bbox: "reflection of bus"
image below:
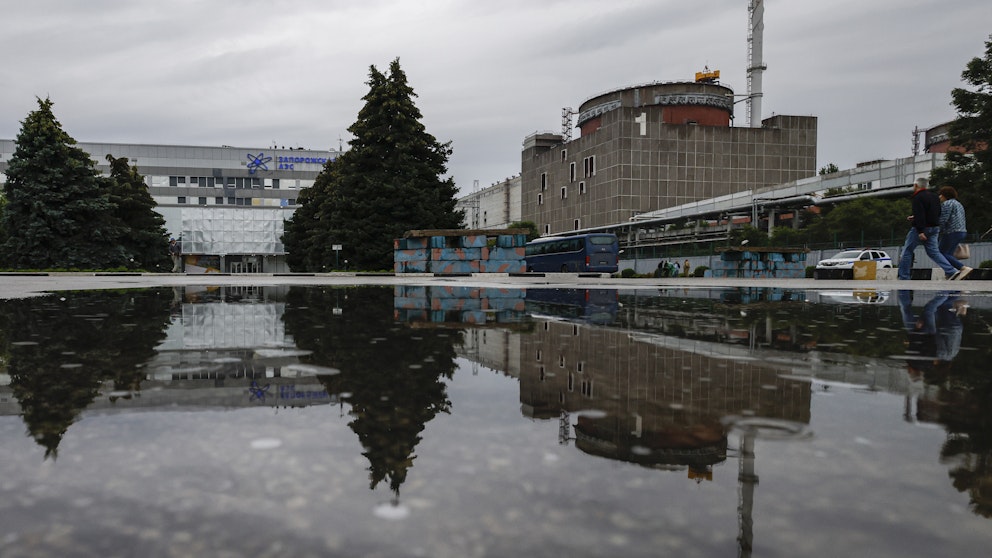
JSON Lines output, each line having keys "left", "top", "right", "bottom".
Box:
{"left": 524, "top": 234, "right": 619, "bottom": 273}
{"left": 525, "top": 288, "right": 619, "bottom": 324}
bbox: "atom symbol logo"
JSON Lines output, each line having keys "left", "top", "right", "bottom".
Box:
{"left": 249, "top": 380, "right": 271, "bottom": 402}
{"left": 246, "top": 152, "right": 272, "bottom": 175}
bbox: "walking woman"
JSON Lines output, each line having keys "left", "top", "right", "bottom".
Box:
{"left": 938, "top": 186, "right": 972, "bottom": 280}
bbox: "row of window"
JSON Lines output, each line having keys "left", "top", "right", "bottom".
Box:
{"left": 567, "top": 156, "right": 597, "bottom": 182}
{"left": 537, "top": 182, "right": 588, "bottom": 206}
{"left": 536, "top": 330, "right": 593, "bottom": 395}
{"left": 536, "top": 155, "right": 597, "bottom": 236}
{"left": 540, "top": 155, "right": 597, "bottom": 190}
{"left": 173, "top": 196, "right": 297, "bottom": 206}
{"left": 539, "top": 221, "right": 581, "bottom": 236}
{"left": 535, "top": 367, "right": 593, "bottom": 397}
{"left": 169, "top": 176, "right": 282, "bottom": 189}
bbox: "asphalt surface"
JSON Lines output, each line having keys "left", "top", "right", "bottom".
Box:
{"left": 1, "top": 272, "right": 990, "bottom": 299}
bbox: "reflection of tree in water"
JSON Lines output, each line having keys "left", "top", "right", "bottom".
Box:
{"left": 931, "top": 365, "right": 992, "bottom": 518}
{"left": 900, "top": 294, "right": 992, "bottom": 519}
{"left": 0, "top": 290, "right": 172, "bottom": 458}
{"left": 282, "top": 286, "right": 461, "bottom": 498}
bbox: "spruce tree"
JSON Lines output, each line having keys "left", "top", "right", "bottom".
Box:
{"left": 0, "top": 193, "right": 7, "bottom": 248}
{"left": 105, "top": 154, "right": 171, "bottom": 271}
{"left": 283, "top": 160, "right": 338, "bottom": 271}
{"left": 0, "top": 98, "right": 127, "bottom": 269}
{"left": 290, "top": 58, "right": 464, "bottom": 271}
{"left": 930, "top": 34, "right": 992, "bottom": 237}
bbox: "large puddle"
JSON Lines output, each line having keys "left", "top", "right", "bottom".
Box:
{"left": 1, "top": 285, "right": 990, "bottom": 557}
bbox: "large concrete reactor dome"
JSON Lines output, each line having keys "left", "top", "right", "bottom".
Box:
{"left": 576, "top": 81, "right": 735, "bottom": 136}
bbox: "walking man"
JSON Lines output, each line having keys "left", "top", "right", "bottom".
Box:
{"left": 897, "top": 178, "right": 957, "bottom": 280}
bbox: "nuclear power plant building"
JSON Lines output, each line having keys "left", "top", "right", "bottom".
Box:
{"left": 521, "top": 80, "right": 817, "bottom": 235}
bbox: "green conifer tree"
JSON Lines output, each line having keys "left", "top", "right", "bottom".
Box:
{"left": 0, "top": 98, "right": 127, "bottom": 269}
{"left": 105, "top": 154, "right": 171, "bottom": 270}
{"left": 283, "top": 160, "right": 338, "bottom": 271}
{"left": 930, "top": 34, "right": 992, "bottom": 237}
{"left": 286, "top": 59, "right": 464, "bottom": 271}
{"left": 0, "top": 193, "right": 7, "bottom": 248}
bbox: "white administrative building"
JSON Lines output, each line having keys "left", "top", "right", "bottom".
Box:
{"left": 0, "top": 140, "right": 339, "bottom": 273}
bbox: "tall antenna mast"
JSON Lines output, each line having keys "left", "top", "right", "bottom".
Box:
{"left": 746, "top": 0, "right": 767, "bottom": 128}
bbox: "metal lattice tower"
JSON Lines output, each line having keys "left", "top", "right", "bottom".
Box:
{"left": 462, "top": 179, "right": 481, "bottom": 228}
{"left": 562, "top": 107, "right": 577, "bottom": 143}
{"left": 558, "top": 410, "right": 572, "bottom": 445}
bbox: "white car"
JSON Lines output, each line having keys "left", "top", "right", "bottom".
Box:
{"left": 815, "top": 249, "right": 893, "bottom": 270}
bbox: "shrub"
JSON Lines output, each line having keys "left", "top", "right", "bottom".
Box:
{"left": 805, "top": 265, "right": 816, "bottom": 278}
{"left": 620, "top": 268, "right": 637, "bottom": 278}
{"left": 979, "top": 260, "right": 992, "bottom": 269}
{"left": 692, "top": 265, "right": 709, "bottom": 277}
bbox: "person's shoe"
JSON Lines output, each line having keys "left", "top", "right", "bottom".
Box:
{"left": 948, "top": 270, "right": 961, "bottom": 280}
{"left": 954, "top": 266, "right": 974, "bottom": 281}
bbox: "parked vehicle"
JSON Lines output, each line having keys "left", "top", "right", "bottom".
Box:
{"left": 815, "top": 249, "right": 892, "bottom": 271}
{"left": 525, "top": 233, "right": 619, "bottom": 273}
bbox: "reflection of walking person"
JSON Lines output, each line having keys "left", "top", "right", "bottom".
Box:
{"left": 169, "top": 238, "right": 182, "bottom": 273}
{"left": 897, "top": 289, "right": 967, "bottom": 422}
{"left": 937, "top": 186, "right": 973, "bottom": 280}
{"left": 900, "top": 290, "right": 966, "bottom": 363}
{"left": 897, "top": 178, "right": 957, "bottom": 280}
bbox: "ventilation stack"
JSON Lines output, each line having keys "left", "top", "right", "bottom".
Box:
{"left": 747, "top": 0, "right": 767, "bottom": 128}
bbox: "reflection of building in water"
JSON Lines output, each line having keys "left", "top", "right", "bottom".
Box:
{"left": 519, "top": 319, "right": 811, "bottom": 477}
{"left": 59, "top": 374, "right": 339, "bottom": 414}
{"left": 617, "top": 288, "right": 916, "bottom": 391}
{"left": 459, "top": 329, "right": 523, "bottom": 379}
{"left": 164, "top": 285, "right": 293, "bottom": 351}
{"left": 394, "top": 286, "right": 526, "bottom": 326}
{"left": 0, "top": 286, "right": 337, "bottom": 416}
{"left": 393, "top": 286, "right": 528, "bottom": 378}
{"left": 146, "top": 285, "right": 338, "bottom": 409}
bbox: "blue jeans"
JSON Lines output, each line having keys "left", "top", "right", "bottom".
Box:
{"left": 938, "top": 230, "right": 967, "bottom": 270}
{"left": 897, "top": 226, "right": 956, "bottom": 279}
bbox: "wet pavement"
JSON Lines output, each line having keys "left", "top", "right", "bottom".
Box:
{"left": 2, "top": 271, "right": 992, "bottom": 300}
{"left": 1, "top": 278, "right": 991, "bottom": 557}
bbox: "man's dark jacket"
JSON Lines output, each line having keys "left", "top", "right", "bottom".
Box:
{"left": 911, "top": 188, "right": 941, "bottom": 233}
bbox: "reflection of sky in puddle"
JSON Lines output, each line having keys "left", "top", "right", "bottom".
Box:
{"left": 0, "top": 285, "right": 990, "bottom": 557}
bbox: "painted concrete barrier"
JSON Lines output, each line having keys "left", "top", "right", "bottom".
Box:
{"left": 394, "top": 228, "right": 529, "bottom": 274}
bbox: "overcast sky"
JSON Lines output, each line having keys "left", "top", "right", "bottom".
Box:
{"left": 2, "top": 1, "right": 990, "bottom": 195}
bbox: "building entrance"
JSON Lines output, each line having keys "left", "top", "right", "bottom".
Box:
{"left": 228, "top": 256, "right": 261, "bottom": 273}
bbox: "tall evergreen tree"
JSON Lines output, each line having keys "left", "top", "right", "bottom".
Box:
{"left": 930, "top": 34, "right": 992, "bottom": 237}
{"left": 285, "top": 58, "right": 463, "bottom": 271}
{"left": 0, "top": 193, "right": 7, "bottom": 248}
{"left": 0, "top": 98, "right": 127, "bottom": 269}
{"left": 105, "top": 154, "right": 171, "bottom": 270}
{"left": 283, "top": 159, "right": 338, "bottom": 270}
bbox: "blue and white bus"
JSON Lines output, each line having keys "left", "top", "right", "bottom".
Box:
{"left": 524, "top": 233, "right": 620, "bottom": 273}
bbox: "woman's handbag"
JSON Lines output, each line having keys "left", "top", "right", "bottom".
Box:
{"left": 954, "top": 243, "right": 970, "bottom": 260}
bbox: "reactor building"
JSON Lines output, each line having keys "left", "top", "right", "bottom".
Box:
{"left": 520, "top": 76, "right": 818, "bottom": 236}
